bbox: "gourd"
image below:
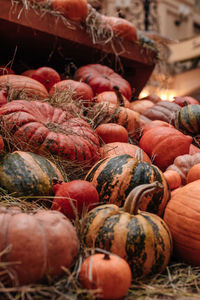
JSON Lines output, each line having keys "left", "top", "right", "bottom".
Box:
{"left": 82, "top": 182, "right": 173, "bottom": 278}
{"left": 85, "top": 154, "right": 170, "bottom": 217}
{"left": 175, "top": 104, "right": 200, "bottom": 135}
{"left": 0, "top": 151, "right": 64, "bottom": 198}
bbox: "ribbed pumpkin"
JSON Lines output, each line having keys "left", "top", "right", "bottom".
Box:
{"left": 0, "top": 100, "right": 100, "bottom": 163}
{"left": 85, "top": 154, "right": 170, "bottom": 217}
{"left": 0, "top": 206, "right": 79, "bottom": 285}
{"left": 0, "top": 151, "right": 64, "bottom": 197}
{"left": 82, "top": 182, "right": 173, "bottom": 278}
{"left": 163, "top": 180, "right": 200, "bottom": 266}
{"left": 0, "top": 74, "right": 48, "bottom": 100}
{"left": 175, "top": 104, "right": 200, "bottom": 135}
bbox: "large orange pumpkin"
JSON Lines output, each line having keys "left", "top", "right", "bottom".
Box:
{"left": 163, "top": 180, "right": 200, "bottom": 266}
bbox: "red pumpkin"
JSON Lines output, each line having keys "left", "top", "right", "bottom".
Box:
{"left": 49, "top": 79, "right": 94, "bottom": 106}
{"left": 21, "top": 69, "right": 35, "bottom": 77}
{"left": 0, "top": 66, "right": 14, "bottom": 75}
{"left": 74, "top": 64, "right": 132, "bottom": 100}
{"left": 50, "top": 0, "right": 88, "bottom": 23}
{"left": 31, "top": 66, "right": 61, "bottom": 92}
{"left": 0, "top": 100, "right": 100, "bottom": 163}
{"left": 0, "top": 74, "right": 48, "bottom": 99}
{"left": 139, "top": 126, "right": 192, "bottom": 171}
{"left": 95, "top": 90, "right": 131, "bottom": 108}
{"left": 51, "top": 179, "right": 99, "bottom": 219}
{"left": 79, "top": 253, "right": 132, "bottom": 299}
{"left": 173, "top": 96, "right": 199, "bottom": 107}
{"left": 96, "top": 123, "right": 129, "bottom": 144}
{"left": 102, "top": 15, "right": 138, "bottom": 42}
{"left": 142, "top": 120, "right": 174, "bottom": 135}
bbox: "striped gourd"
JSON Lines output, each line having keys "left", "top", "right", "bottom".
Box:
{"left": 82, "top": 182, "right": 173, "bottom": 278}
{"left": 175, "top": 104, "right": 200, "bottom": 135}
{"left": 85, "top": 154, "right": 170, "bottom": 217}
{"left": 0, "top": 151, "right": 63, "bottom": 197}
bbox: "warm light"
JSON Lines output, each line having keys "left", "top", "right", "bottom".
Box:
{"left": 139, "top": 91, "right": 149, "bottom": 98}
{"left": 168, "top": 94, "right": 175, "bottom": 102}
{"left": 160, "top": 93, "right": 167, "bottom": 100}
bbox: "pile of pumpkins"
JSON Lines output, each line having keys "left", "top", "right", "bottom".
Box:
{"left": 0, "top": 62, "right": 200, "bottom": 299}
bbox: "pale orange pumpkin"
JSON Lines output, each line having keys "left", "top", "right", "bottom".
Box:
{"left": 96, "top": 123, "right": 129, "bottom": 144}
{"left": 186, "top": 163, "right": 200, "bottom": 183}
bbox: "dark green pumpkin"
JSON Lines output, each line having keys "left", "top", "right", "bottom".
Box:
{"left": 85, "top": 154, "right": 170, "bottom": 217}
{"left": 175, "top": 104, "right": 200, "bottom": 135}
{"left": 82, "top": 182, "right": 173, "bottom": 278}
{"left": 0, "top": 151, "right": 64, "bottom": 197}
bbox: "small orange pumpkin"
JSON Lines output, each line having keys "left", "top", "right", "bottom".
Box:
{"left": 186, "top": 163, "right": 200, "bottom": 183}
{"left": 163, "top": 169, "right": 181, "bottom": 190}
{"left": 79, "top": 253, "right": 132, "bottom": 299}
{"left": 96, "top": 123, "right": 129, "bottom": 144}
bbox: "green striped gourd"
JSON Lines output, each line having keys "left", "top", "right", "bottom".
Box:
{"left": 82, "top": 182, "right": 173, "bottom": 278}
{"left": 0, "top": 151, "right": 63, "bottom": 197}
{"left": 85, "top": 154, "right": 170, "bottom": 217}
{"left": 175, "top": 104, "right": 200, "bottom": 135}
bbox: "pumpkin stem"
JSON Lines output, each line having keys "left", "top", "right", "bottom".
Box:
{"left": 123, "top": 182, "right": 163, "bottom": 215}
{"left": 113, "top": 85, "right": 124, "bottom": 107}
{"left": 52, "top": 177, "right": 63, "bottom": 185}
{"left": 103, "top": 253, "right": 110, "bottom": 260}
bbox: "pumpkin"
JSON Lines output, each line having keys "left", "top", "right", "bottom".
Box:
{"left": 51, "top": 179, "right": 99, "bottom": 219}
{"left": 174, "top": 104, "right": 200, "bottom": 135}
{"left": 0, "top": 151, "right": 63, "bottom": 198}
{"left": 0, "top": 74, "right": 48, "bottom": 100}
{"left": 186, "top": 163, "right": 200, "bottom": 183}
{"left": 21, "top": 69, "right": 35, "bottom": 77}
{"left": 100, "top": 142, "right": 151, "bottom": 163}
{"left": 31, "top": 66, "right": 61, "bottom": 92}
{"left": 0, "top": 100, "right": 100, "bottom": 163}
{"left": 141, "top": 94, "right": 161, "bottom": 104}
{"left": 0, "top": 206, "right": 79, "bottom": 285}
{"left": 142, "top": 120, "right": 174, "bottom": 135}
{"left": 163, "top": 170, "right": 181, "bottom": 190}
{"left": 96, "top": 123, "right": 129, "bottom": 144}
{"left": 139, "top": 126, "right": 192, "bottom": 171}
{"left": 102, "top": 15, "right": 138, "bottom": 42}
{"left": 163, "top": 180, "right": 200, "bottom": 266}
{"left": 0, "top": 66, "right": 14, "bottom": 75}
{"left": 95, "top": 90, "right": 131, "bottom": 108}
{"left": 189, "top": 144, "right": 200, "bottom": 155}
{"left": 143, "top": 101, "right": 180, "bottom": 125}
{"left": 129, "top": 99, "right": 154, "bottom": 114}
{"left": 50, "top": 0, "right": 88, "bottom": 23}
{"left": 87, "top": 102, "right": 141, "bottom": 138}
{"left": 82, "top": 182, "right": 173, "bottom": 278}
{"left": 173, "top": 96, "right": 199, "bottom": 107}
{"left": 49, "top": 79, "right": 94, "bottom": 106}
{"left": 74, "top": 64, "right": 132, "bottom": 100}
{"left": 79, "top": 253, "right": 132, "bottom": 299}
{"left": 0, "top": 89, "right": 8, "bottom": 106}
{"left": 85, "top": 154, "right": 170, "bottom": 217}
{"left": 166, "top": 153, "right": 200, "bottom": 185}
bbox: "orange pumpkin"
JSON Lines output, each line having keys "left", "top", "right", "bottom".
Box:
{"left": 164, "top": 180, "right": 200, "bottom": 266}
{"left": 96, "top": 123, "right": 129, "bottom": 144}
{"left": 163, "top": 169, "right": 181, "bottom": 190}
{"left": 186, "top": 163, "right": 200, "bottom": 183}
{"left": 129, "top": 99, "right": 154, "bottom": 114}
{"left": 95, "top": 90, "right": 131, "bottom": 108}
{"left": 79, "top": 253, "right": 132, "bottom": 299}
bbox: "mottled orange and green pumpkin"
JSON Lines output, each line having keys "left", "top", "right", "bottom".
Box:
{"left": 0, "top": 151, "right": 64, "bottom": 197}
{"left": 82, "top": 183, "right": 173, "bottom": 278}
{"left": 85, "top": 154, "right": 170, "bottom": 217}
{"left": 175, "top": 104, "right": 200, "bottom": 135}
